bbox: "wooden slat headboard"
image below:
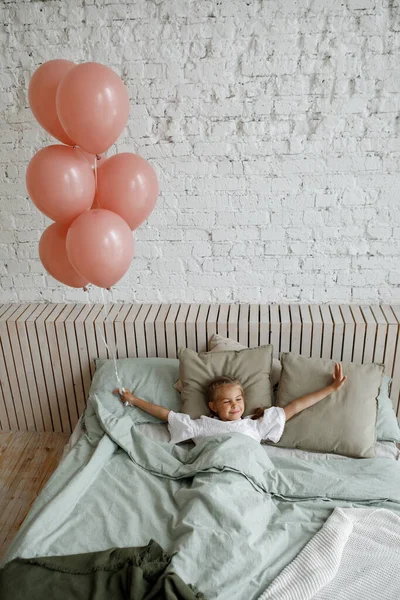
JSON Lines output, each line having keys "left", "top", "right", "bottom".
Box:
{"left": 0, "top": 303, "right": 399, "bottom": 433}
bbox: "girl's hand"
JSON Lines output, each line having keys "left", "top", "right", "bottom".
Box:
{"left": 112, "top": 388, "right": 136, "bottom": 406}
{"left": 330, "top": 363, "right": 347, "bottom": 392}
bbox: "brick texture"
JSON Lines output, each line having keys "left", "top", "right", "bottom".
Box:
{"left": 1, "top": 0, "right": 400, "bottom": 303}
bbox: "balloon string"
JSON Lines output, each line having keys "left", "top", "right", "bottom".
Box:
{"left": 94, "top": 155, "right": 98, "bottom": 196}
{"left": 97, "top": 288, "right": 122, "bottom": 389}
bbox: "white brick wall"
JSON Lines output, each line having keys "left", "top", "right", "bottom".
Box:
{"left": 1, "top": 0, "right": 400, "bottom": 304}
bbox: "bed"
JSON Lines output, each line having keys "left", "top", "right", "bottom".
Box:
{"left": 1, "top": 400, "right": 400, "bottom": 599}
{"left": 1, "top": 303, "right": 400, "bottom": 599}
{"left": 1, "top": 383, "right": 400, "bottom": 598}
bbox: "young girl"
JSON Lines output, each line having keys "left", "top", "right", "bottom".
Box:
{"left": 114, "top": 363, "right": 347, "bottom": 445}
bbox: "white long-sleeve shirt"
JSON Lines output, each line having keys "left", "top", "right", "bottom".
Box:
{"left": 167, "top": 407, "right": 286, "bottom": 445}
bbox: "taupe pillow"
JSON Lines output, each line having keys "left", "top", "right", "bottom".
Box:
{"left": 179, "top": 346, "right": 274, "bottom": 419}
{"left": 174, "top": 334, "right": 282, "bottom": 392}
{"left": 276, "top": 353, "right": 384, "bottom": 458}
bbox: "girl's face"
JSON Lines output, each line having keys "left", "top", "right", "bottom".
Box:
{"left": 208, "top": 384, "right": 245, "bottom": 422}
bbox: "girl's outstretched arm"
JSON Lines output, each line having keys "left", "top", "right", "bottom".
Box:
{"left": 113, "top": 389, "right": 170, "bottom": 422}
{"left": 284, "top": 362, "right": 347, "bottom": 421}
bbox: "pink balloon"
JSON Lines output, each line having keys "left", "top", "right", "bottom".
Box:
{"left": 39, "top": 222, "right": 89, "bottom": 288}
{"left": 56, "top": 63, "right": 130, "bottom": 155}
{"left": 28, "top": 59, "right": 76, "bottom": 145}
{"left": 66, "top": 209, "right": 134, "bottom": 288}
{"left": 26, "top": 145, "right": 96, "bottom": 223}
{"left": 96, "top": 153, "right": 159, "bottom": 230}
{"left": 75, "top": 148, "right": 107, "bottom": 171}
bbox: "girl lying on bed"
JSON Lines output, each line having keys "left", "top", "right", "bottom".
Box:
{"left": 113, "top": 363, "right": 347, "bottom": 445}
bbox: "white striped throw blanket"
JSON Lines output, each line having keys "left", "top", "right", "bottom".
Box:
{"left": 259, "top": 508, "right": 400, "bottom": 600}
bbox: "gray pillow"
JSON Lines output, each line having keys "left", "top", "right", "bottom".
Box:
{"left": 89, "top": 357, "right": 182, "bottom": 424}
{"left": 179, "top": 345, "right": 274, "bottom": 419}
{"left": 174, "top": 334, "right": 282, "bottom": 392}
{"left": 377, "top": 375, "right": 400, "bottom": 442}
{"left": 208, "top": 334, "right": 282, "bottom": 387}
{"left": 276, "top": 353, "right": 384, "bottom": 458}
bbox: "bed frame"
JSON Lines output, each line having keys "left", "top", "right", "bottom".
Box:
{"left": 0, "top": 303, "right": 399, "bottom": 433}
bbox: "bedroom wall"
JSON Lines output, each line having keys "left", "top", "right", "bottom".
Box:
{"left": 1, "top": 0, "right": 400, "bottom": 304}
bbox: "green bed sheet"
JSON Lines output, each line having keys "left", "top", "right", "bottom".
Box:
{"left": 2, "top": 394, "right": 400, "bottom": 600}
{"left": 0, "top": 540, "right": 205, "bottom": 600}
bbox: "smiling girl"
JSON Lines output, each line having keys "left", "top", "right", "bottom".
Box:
{"left": 114, "top": 363, "right": 347, "bottom": 445}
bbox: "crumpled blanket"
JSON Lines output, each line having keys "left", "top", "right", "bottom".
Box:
{"left": 258, "top": 508, "right": 400, "bottom": 600}
{"left": 0, "top": 539, "right": 205, "bottom": 600}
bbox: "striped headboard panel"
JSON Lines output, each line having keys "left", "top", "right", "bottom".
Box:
{"left": 0, "top": 303, "right": 399, "bottom": 433}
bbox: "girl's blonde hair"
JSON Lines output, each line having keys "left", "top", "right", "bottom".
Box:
{"left": 206, "top": 376, "right": 245, "bottom": 416}
{"left": 250, "top": 406, "right": 267, "bottom": 420}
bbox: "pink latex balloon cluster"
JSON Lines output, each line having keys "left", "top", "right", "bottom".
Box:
{"left": 26, "top": 59, "right": 159, "bottom": 289}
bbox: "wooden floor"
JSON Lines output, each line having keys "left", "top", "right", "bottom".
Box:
{"left": 0, "top": 431, "right": 69, "bottom": 561}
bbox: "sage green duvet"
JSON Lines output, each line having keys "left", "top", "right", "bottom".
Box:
{"left": 2, "top": 394, "right": 400, "bottom": 600}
